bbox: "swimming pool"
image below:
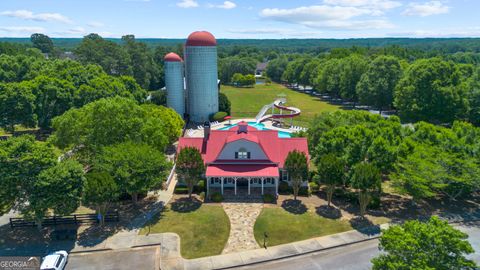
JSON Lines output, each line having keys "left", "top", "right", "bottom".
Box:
{"left": 218, "top": 122, "right": 292, "bottom": 138}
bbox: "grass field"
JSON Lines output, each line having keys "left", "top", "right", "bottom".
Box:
{"left": 139, "top": 203, "right": 230, "bottom": 259}
{"left": 254, "top": 207, "right": 353, "bottom": 247}
{"left": 220, "top": 83, "right": 339, "bottom": 127}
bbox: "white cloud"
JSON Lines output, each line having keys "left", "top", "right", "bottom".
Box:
{"left": 87, "top": 21, "right": 104, "bottom": 28}
{"left": 177, "top": 0, "right": 199, "bottom": 8}
{"left": 228, "top": 28, "right": 320, "bottom": 37}
{"left": 402, "top": 1, "right": 450, "bottom": 17}
{"left": 260, "top": 5, "right": 394, "bottom": 30}
{"left": 323, "top": 0, "right": 402, "bottom": 10}
{"left": 0, "top": 26, "right": 45, "bottom": 34}
{"left": 1, "top": 10, "right": 72, "bottom": 24}
{"left": 388, "top": 27, "right": 480, "bottom": 38}
{"left": 208, "top": 1, "right": 236, "bottom": 9}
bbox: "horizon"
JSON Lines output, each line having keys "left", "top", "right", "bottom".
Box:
{"left": 1, "top": 0, "right": 480, "bottom": 39}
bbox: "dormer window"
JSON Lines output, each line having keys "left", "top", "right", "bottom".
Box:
{"left": 235, "top": 147, "right": 250, "bottom": 159}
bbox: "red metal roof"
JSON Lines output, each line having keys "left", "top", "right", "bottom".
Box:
{"left": 206, "top": 165, "right": 279, "bottom": 177}
{"left": 178, "top": 125, "right": 309, "bottom": 168}
{"left": 164, "top": 52, "right": 183, "bottom": 62}
{"left": 185, "top": 31, "right": 217, "bottom": 47}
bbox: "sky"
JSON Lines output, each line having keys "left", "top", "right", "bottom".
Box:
{"left": 0, "top": 0, "right": 479, "bottom": 39}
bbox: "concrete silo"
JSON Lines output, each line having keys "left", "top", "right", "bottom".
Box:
{"left": 184, "top": 31, "right": 218, "bottom": 123}
{"left": 164, "top": 52, "right": 185, "bottom": 117}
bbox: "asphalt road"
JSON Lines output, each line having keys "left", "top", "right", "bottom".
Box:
{"left": 66, "top": 246, "right": 159, "bottom": 270}
{"left": 236, "top": 223, "right": 480, "bottom": 270}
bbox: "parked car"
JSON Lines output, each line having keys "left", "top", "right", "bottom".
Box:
{"left": 40, "top": 250, "right": 68, "bottom": 270}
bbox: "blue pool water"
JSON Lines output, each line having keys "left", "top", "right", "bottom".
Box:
{"left": 218, "top": 122, "right": 292, "bottom": 138}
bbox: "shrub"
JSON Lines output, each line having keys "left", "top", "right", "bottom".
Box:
{"left": 211, "top": 111, "right": 228, "bottom": 122}
{"left": 368, "top": 195, "right": 381, "bottom": 209}
{"left": 263, "top": 194, "right": 275, "bottom": 203}
{"left": 194, "top": 180, "right": 205, "bottom": 193}
{"left": 210, "top": 192, "right": 224, "bottom": 202}
{"left": 174, "top": 186, "right": 188, "bottom": 194}
{"left": 298, "top": 186, "right": 311, "bottom": 197}
{"left": 309, "top": 181, "right": 319, "bottom": 193}
{"left": 278, "top": 181, "right": 291, "bottom": 194}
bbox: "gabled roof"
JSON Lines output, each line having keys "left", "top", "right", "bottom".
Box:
{"left": 178, "top": 124, "right": 309, "bottom": 167}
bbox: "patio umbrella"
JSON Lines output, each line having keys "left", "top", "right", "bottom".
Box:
{"left": 224, "top": 116, "right": 232, "bottom": 125}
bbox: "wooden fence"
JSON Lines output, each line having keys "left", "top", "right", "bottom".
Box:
{"left": 9, "top": 211, "right": 120, "bottom": 228}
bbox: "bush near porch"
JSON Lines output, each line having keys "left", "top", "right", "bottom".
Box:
{"left": 254, "top": 207, "right": 353, "bottom": 246}
{"left": 139, "top": 203, "right": 230, "bottom": 259}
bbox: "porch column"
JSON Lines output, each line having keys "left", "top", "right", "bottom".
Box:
{"left": 261, "top": 177, "right": 264, "bottom": 195}
{"left": 248, "top": 178, "right": 250, "bottom": 195}
{"left": 275, "top": 177, "right": 279, "bottom": 195}
{"left": 234, "top": 178, "right": 237, "bottom": 195}
{"left": 221, "top": 177, "right": 224, "bottom": 195}
{"left": 206, "top": 177, "right": 210, "bottom": 196}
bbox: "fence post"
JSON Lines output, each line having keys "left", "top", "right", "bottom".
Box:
{"left": 53, "top": 215, "right": 56, "bottom": 226}
{"left": 9, "top": 218, "right": 13, "bottom": 229}
{"left": 74, "top": 214, "right": 77, "bottom": 225}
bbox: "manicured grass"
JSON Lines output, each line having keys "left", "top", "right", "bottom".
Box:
{"left": 139, "top": 204, "right": 230, "bottom": 259}
{"left": 254, "top": 207, "right": 353, "bottom": 246}
{"left": 220, "top": 83, "right": 339, "bottom": 126}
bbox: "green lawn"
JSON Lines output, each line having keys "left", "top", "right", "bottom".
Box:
{"left": 220, "top": 83, "right": 339, "bottom": 127}
{"left": 254, "top": 207, "right": 353, "bottom": 246}
{"left": 139, "top": 204, "right": 230, "bottom": 259}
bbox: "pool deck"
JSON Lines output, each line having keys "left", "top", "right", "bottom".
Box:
{"left": 186, "top": 118, "right": 296, "bottom": 138}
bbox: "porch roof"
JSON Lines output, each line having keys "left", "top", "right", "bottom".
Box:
{"left": 206, "top": 164, "right": 279, "bottom": 178}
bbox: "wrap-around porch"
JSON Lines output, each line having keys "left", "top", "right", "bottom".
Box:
{"left": 207, "top": 176, "right": 279, "bottom": 196}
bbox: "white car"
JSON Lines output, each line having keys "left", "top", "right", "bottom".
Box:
{"left": 40, "top": 250, "right": 68, "bottom": 270}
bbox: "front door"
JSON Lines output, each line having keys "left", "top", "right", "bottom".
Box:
{"left": 237, "top": 178, "right": 248, "bottom": 187}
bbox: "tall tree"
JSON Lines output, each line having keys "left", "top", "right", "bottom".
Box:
{"left": 356, "top": 56, "right": 402, "bottom": 112}
{"left": 176, "top": 146, "right": 205, "bottom": 199}
{"left": 316, "top": 154, "right": 344, "bottom": 207}
{"left": 372, "top": 216, "right": 477, "bottom": 270}
{"left": 30, "top": 33, "right": 54, "bottom": 54}
{"left": 0, "top": 83, "right": 36, "bottom": 133}
{"left": 284, "top": 150, "right": 309, "bottom": 201}
{"left": 339, "top": 55, "right": 368, "bottom": 104}
{"left": 83, "top": 171, "right": 119, "bottom": 226}
{"left": 350, "top": 162, "right": 381, "bottom": 216}
{"left": 97, "top": 141, "right": 171, "bottom": 203}
{"left": 0, "top": 136, "right": 57, "bottom": 215}
{"left": 266, "top": 57, "right": 288, "bottom": 82}
{"left": 24, "top": 160, "right": 84, "bottom": 229}
{"left": 394, "top": 58, "right": 468, "bottom": 124}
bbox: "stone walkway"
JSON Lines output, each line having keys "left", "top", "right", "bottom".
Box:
{"left": 221, "top": 202, "right": 263, "bottom": 254}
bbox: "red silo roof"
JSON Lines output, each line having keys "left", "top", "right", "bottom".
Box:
{"left": 186, "top": 31, "right": 217, "bottom": 47}
{"left": 164, "top": 52, "right": 183, "bottom": 62}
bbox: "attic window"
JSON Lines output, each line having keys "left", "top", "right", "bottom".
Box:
{"left": 235, "top": 147, "right": 250, "bottom": 159}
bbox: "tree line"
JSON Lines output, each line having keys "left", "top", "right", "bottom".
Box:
{"left": 309, "top": 110, "right": 480, "bottom": 209}
{"left": 267, "top": 52, "right": 480, "bottom": 126}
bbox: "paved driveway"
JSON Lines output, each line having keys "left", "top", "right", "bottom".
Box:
{"left": 66, "top": 246, "right": 159, "bottom": 270}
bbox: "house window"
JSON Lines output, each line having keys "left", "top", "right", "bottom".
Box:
{"left": 281, "top": 170, "right": 289, "bottom": 181}
{"left": 235, "top": 147, "right": 250, "bottom": 159}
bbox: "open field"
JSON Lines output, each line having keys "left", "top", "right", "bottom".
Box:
{"left": 220, "top": 83, "right": 340, "bottom": 127}
{"left": 254, "top": 206, "right": 353, "bottom": 247}
{"left": 139, "top": 201, "right": 230, "bottom": 259}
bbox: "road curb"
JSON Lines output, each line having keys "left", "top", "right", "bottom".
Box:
{"left": 214, "top": 235, "right": 380, "bottom": 270}
{"left": 70, "top": 248, "right": 112, "bottom": 254}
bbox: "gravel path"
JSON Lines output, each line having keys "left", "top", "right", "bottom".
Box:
{"left": 221, "top": 202, "right": 263, "bottom": 254}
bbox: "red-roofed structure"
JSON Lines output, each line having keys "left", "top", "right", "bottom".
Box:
{"left": 185, "top": 31, "right": 217, "bottom": 47}
{"left": 164, "top": 52, "right": 183, "bottom": 62}
{"left": 177, "top": 122, "right": 309, "bottom": 197}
